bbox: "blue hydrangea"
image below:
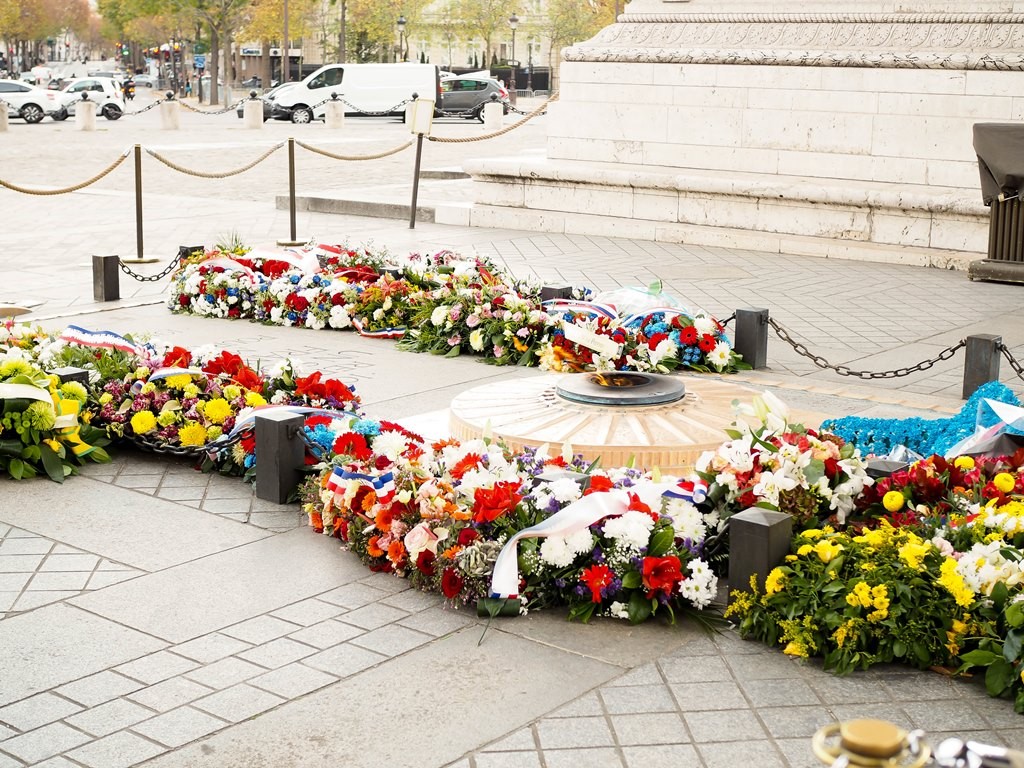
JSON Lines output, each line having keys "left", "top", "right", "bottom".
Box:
{"left": 352, "top": 418, "right": 381, "bottom": 436}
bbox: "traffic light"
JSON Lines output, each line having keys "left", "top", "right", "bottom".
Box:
{"left": 122, "top": 43, "right": 130, "bottom": 57}
{"left": 173, "top": 42, "right": 181, "bottom": 62}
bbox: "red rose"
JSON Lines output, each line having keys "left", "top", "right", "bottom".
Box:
{"left": 641, "top": 556, "right": 683, "bottom": 599}
{"left": 698, "top": 334, "right": 717, "bottom": 353}
{"left": 177, "top": 294, "right": 190, "bottom": 306}
{"left": 472, "top": 481, "right": 524, "bottom": 524}
{"left": 416, "top": 550, "right": 436, "bottom": 576}
{"left": 457, "top": 528, "right": 479, "bottom": 546}
{"left": 441, "top": 567, "right": 464, "bottom": 599}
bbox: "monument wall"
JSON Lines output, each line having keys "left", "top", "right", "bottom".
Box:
{"left": 454, "top": 2, "right": 1024, "bottom": 267}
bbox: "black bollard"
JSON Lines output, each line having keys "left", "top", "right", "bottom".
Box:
{"left": 51, "top": 367, "right": 90, "bottom": 386}
{"left": 734, "top": 308, "right": 769, "bottom": 369}
{"left": 727, "top": 508, "right": 792, "bottom": 601}
{"left": 254, "top": 411, "right": 305, "bottom": 503}
{"left": 962, "top": 334, "right": 1002, "bottom": 399}
{"left": 92, "top": 255, "right": 120, "bottom": 302}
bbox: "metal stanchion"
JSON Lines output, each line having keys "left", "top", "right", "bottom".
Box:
{"left": 407, "top": 94, "right": 433, "bottom": 230}
{"left": 276, "top": 137, "right": 306, "bottom": 246}
{"left": 123, "top": 144, "right": 158, "bottom": 264}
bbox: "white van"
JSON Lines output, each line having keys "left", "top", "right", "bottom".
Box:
{"left": 269, "top": 63, "right": 440, "bottom": 124}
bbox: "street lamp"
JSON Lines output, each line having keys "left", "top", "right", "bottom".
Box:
{"left": 508, "top": 13, "right": 518, "bottom": 105}
{"left": 397, "top": 15, "right": 407, "bottom": 62}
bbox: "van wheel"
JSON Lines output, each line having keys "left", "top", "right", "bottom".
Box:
{"left": 102, "top": 104, "right": 122, "bottom": 120}
{"left": 291, "top": 106, "right": 313, "bottom": 124}
{"left": 473, "top": 105, "right": 484, "bottom": 123}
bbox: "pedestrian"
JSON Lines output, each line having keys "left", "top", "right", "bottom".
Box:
{"left": 184, "top": 79, "right": 192, "bottom": 97}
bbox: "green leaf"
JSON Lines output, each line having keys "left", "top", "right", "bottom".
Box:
{"left": 986, "top": 657, "right": 1015, "bottom": 697}
{"left": 1005, "top": 630, "right": 1024, "bottom": 664}
{"left": 912, "top": 642, "right": 931, "bottom": 666}
{"left": 992, "top": 581, "right": 1010, "bottom": 609}
{"left": 960, "top": 649, "right": 1002, "bottom": 668}
{"left": 648, "top": 527, "right": 674, "bottom": 558}
{"left": 1008, "top": 602, "right": 1024, "bottom": 629}
{"left": 39, "top": 443, "right": 65, "bottom": 484}
{"left": 803, "top": 459, "right": 826, "bottom": 486}
{"left": 8, "top": 457, "right": 24, "bottom": 480}
{"left": 893, "top": 640, "right": 907, "bottom": 658}
{"left": 568, "top": 602, "right": 597, "bottom": 624}
{"left": 627, "top": 591, "right": 652, "bottom": 625}
{"left": 444, "top": 345, "right": 461, "bottom": 358}
{"left": 622, "top": 571, "right": 642, "bottom": 590}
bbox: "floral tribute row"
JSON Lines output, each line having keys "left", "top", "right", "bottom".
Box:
{"left": 9, "top": 318, "right": 1024, "bottom": 713}
{"left": 167, "top": 244, "right": 747, "bottom": 374}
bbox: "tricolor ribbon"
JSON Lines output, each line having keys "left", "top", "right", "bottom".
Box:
{"left": 326, "top": 467, "right": 396, "bottom": 502}
{"left": 215, "top": 404, "right": 357, "bottom": 445}
{"left": 60, "top": 325, "right": 144, "bottom": 356}
{"left": 197, "top": 258, "right": 260, "bottom": 285}
{"left": 622, "top": 307, "right": 695, "bottom": 328}
{"left": 351, "top": 316, "right": 406, "bottom": 340}
{"left": 541, "top": 300, "right": 617, "bottom": 319}
{"left": 662, "top": 477, "right": 708, "bottom": 505}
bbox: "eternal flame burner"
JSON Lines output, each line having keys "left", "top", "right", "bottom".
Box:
{"left": 555, "top": 371, "right": 686, "bottom": 406}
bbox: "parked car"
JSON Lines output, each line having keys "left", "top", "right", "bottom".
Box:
{"left": 439, "top": 76, "right": 509, "bottom": 121}
{"left": 0, "top": 78, "right": 59, "bottom": 123}
{"left": 133, "top": 74, "right": 158, "bottom": 88}
{"left": 235, "top": 82, "right": 289, "bottom": 121}
{"left": 51, "top": 77, "right": 125, "bottom": 120}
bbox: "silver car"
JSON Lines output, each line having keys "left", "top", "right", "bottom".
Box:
{"left": 439, "top": 76, "right": 509, "bottom": 121}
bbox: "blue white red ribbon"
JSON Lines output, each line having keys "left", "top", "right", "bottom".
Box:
{"left": 622, "top": 307, "right": 694, "bottom": 328}
{"left": 326, "top": 467, "right": 395, "bottom": 502}
{"left": 541, "top": 300, "right": 617, "bottom": 319}
{"left": 198, "top": 258, "right": 260, "bottom": 285}
{"left": 662, "top": 477, "right": 708, "bottom": 505}
{"left": 215, "top": 404, "right": 356, "bottom": 445}
{"left": 351, "top": 316, "right": 406, "bottom": 340}
{"left": 60, "top": 325, "right": 148, "bottom": 357}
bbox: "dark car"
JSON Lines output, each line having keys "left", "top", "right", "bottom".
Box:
{"left": 236, "top": 82, "right": 287, "bottom": 121}
{"left": 439, "top": 76, "right": 509, "bottom": 121}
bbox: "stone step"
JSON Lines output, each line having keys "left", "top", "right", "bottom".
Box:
{"left": 276, "top": 177, "right": 476, "bottom": 223}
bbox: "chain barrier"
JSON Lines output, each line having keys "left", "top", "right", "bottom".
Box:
{"left": 0, "top": 149, "right": 131, "bottom": 195}
{"left": 720, "top": 312, "right": 736, "bottom": 327}
{"left": 329, "top": 96, "right": 412, "bottom": 117}
{"left": 144, "top": 142, "right": 285, "bottom": 178}
{"left": 177, "top": 98, "right": 246, "bottom": 116}
{"left": 296, "top": 429, "right": 326, "bottom": 459}
{"left": 118, "top": 252, "right": 183, "bottom": 282}
{"left": 768, "top": 317, "right": 966, "bottom": 379}
{"left": 506, "top": 101, "right": 547, "bottom": 116}
{"left": 428, "top": 91, "right": 559, "bottom": 144}
{"left": 999, "top": 342, "right": 1024, "bottom": 384}
{"left": 122, "top": 99, "right": 165, "bottom": 116}
{"left": 294, "top": 138, "right": 414, "bottom": 162}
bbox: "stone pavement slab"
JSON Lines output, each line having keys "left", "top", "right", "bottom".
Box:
{"left": 0, "top": 604, "right": 165, "bottom": 704}
{"left": 140, "top": 624, "right": 621, "bottom": 768}
{"left": 69, "top": 528, "right": 368, "bottom": 643}
{"left": 0, "top": 477, "right": 269, "bottom": 572}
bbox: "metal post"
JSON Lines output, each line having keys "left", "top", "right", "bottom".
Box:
{"left": 734, "top": 308, "right": 769, "bottom": 369}
{"left": 92, "top": 255, "right": 120, "bottom": 302}
{"left": 51, "top": 367, "right": 90, "bottom": 386}
{"left": 962, "top": 333, "right": 1002, "bottom": 399}
{"left": 409, "top": 132, "right": 425, "bottom": 229}
{"left": 276, "top": 137, "right": 305, "bottom": 246}
{"left": 134, "top": 144, "right": 143, "bottom": 260}
{"left": 728, "top": 508, "right": 793, "bottom": 602}
{"left": 254, "top": 411, "right": 304, "bottom": 503}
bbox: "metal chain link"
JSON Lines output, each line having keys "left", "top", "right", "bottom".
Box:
{"left": 294, "top": 138, "right": 414, "bottom": 162}
{"left": 328, "top": 96, "right": 412, "bottom": 116}
{"left": 506, "top": 102, "right": 547, "bottom": 116}
{"left": 144, "top": 142, "right": 285, "bottom": 178}
{"left": 122, "top": 99, "right": 165, "bottom": 116}
{"left": 768, "top": 317, "right": 966, "bottom": 379}
{"left": 720, "top": 312, "right": 736, "bottom": 327}
{"left": 177, "top": 98, "right": 246, "bottom": 115}
{"left": 118, "top": 252, "right": 183, "bottom": 282}
{"left": 296, "top": 429, "right": 325, "bottom": 459}
{"left": 0, "top": 149, "right": 130, "bottom": 195}
{"left": 999, "top": 342, "right": 1024, "bottom": 383}
{"left": 428, "top": 91, "right": 559, "bottom": 144}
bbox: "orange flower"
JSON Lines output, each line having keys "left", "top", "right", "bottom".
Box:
{"left": 309, "top": 511, "right": 324, "bottom": 533}
{"left": 387, "top": 540, "right": 406, "bottom": 566}
{"left": 367, "top": 536, "right": 384, "bottom": 557}
{"left": 432, "top": 438, "right": 460, "bottom": 451}
{"left": 375, "top": 505, "right": 394, "bottom": 532}
{"left": 450, "top": 453, "right": 484, "bottom": 480}
{"left": 441, "top": 545, "right": 463, "bottom": 560}
{"left": 361, "top": 490, "right": 377, "bottom": 513}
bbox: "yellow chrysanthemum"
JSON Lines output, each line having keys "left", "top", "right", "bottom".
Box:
{"left": 202, "top": 398, "right": 233, "bottom": 425}
{"left": 899, "top": 540, "right": 931, "bottom": 571}
{"left": 178, "top": 422, "right": 208, "bottom": 447}
{"left": 796, "top": 544, "right": 813, "bottom": 557}
{"left": 765, "top": 567, "right": 786, "bottom": 596}
{"left": 99, "top": 392, "right": 113, "bottom": 405}
{"left": 129, "top": 411, "right": 158, "bottom": 435}
{"left": 938, "top": 558, "right": 975, "bottom": 608}
{"left": 245, "top": 391, "right": 267, "bottom": 407}
{"left": 994, "top": 472, "right": 1017, "bottom": 494}
{"left": 954, "top": 456, "right": 975, "bottom": 470}
{"left": 164, "top": 374, "right": 194, "bottom": 390}
{"left": 183, "top": 384, "right": 200, "bottom": 398}
{"left": 157, "top": 410, "right": 178, "bottom": 427}
{"left": 206, "top": 426, "right": 223, "bottom": 441}
{"left": 882, "top": 491, "right": 905, "bottom": 513}
{"left": 783, "top": 641, "right": 809, "bottom": 658}
{"left": 223, "top": 385, "right": 242, "bottom": 400}
{"left": 800, "top": 529, "right": 824, "bottom": 540}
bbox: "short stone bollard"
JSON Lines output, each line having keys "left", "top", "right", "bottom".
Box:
{"left": 325, "top": 99, "right": 345, "bottom": 129}
{"left": 540, "top": 285, "right": 574, "bottom": 302}
{"left": 160, "top": 93, "right": 180, "bottom": 130}
{"left": 243, "top": 95, "right": 263, "bottom": 129}
{"left": 254, "top": 411, "right": 305, "bottom": 504}
{"left": 75, "top": 98, "right": 96, "bottom": 131}
{"left": 483, "top": 101, "right": 503, "bottom": 131}
{"left": 92, "top": 255, "right": 120, "bottom": 302}
{"left": 728, "top": 508, "right": 793, "bottom": 602}
{"left": 0, "top": 107, "right": 8, "bottom": 132}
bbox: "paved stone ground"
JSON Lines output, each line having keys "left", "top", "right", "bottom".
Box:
{"left": 3, "top": 63, "right": 1024, "bottom": 767}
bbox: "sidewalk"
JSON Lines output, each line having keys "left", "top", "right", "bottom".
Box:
{"left": 2, "top": 106, "right": 1024, "bottom": 767}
